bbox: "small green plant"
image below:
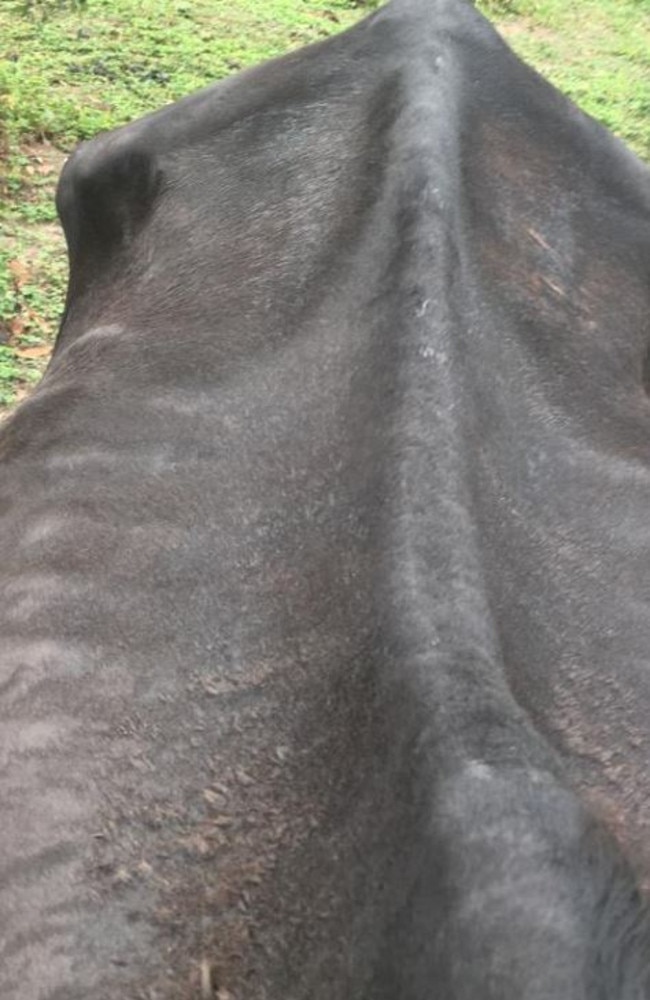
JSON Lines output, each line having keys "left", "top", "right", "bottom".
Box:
{"left": 0, "top": 344, "right": 43, "bottom": 406}
{"left": 0, "top": 346, "right": 23, "bottom": 406}
{"left": 0, "top": 255, "right": 15, "bottom": 335}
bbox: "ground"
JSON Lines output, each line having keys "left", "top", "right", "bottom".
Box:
{"left": 0, "top": 0, "right": 648, "bottom": 413}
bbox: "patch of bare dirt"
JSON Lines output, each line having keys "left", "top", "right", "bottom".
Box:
{"left": 498, "top": 17, "right": 557, "bottom": 43}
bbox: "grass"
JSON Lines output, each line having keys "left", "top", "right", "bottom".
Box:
{"left": 477, "top": 0, "right": 650, "bottom": 156}
{"left": 0, "top": 0, "right": 648, "bottom": 411}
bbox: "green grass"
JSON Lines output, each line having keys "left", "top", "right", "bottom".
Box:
{"left": 0, "top": 0, "right": 648, "bottom": 411}
{"left": 477, "top": 0, "right": 650, "bottom": 157}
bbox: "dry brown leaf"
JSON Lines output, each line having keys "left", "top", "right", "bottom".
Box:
{"left": 23, "top": 309, "right": 52, "bottom": 335}
{"left": 15, "top": 344, "right": 51, "bottom": 359}
{"left": 9, "top": 316, "right": 25, "bottom": 339}
{"left": 8, "top": 259, "right": 30, "bottom": 288}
